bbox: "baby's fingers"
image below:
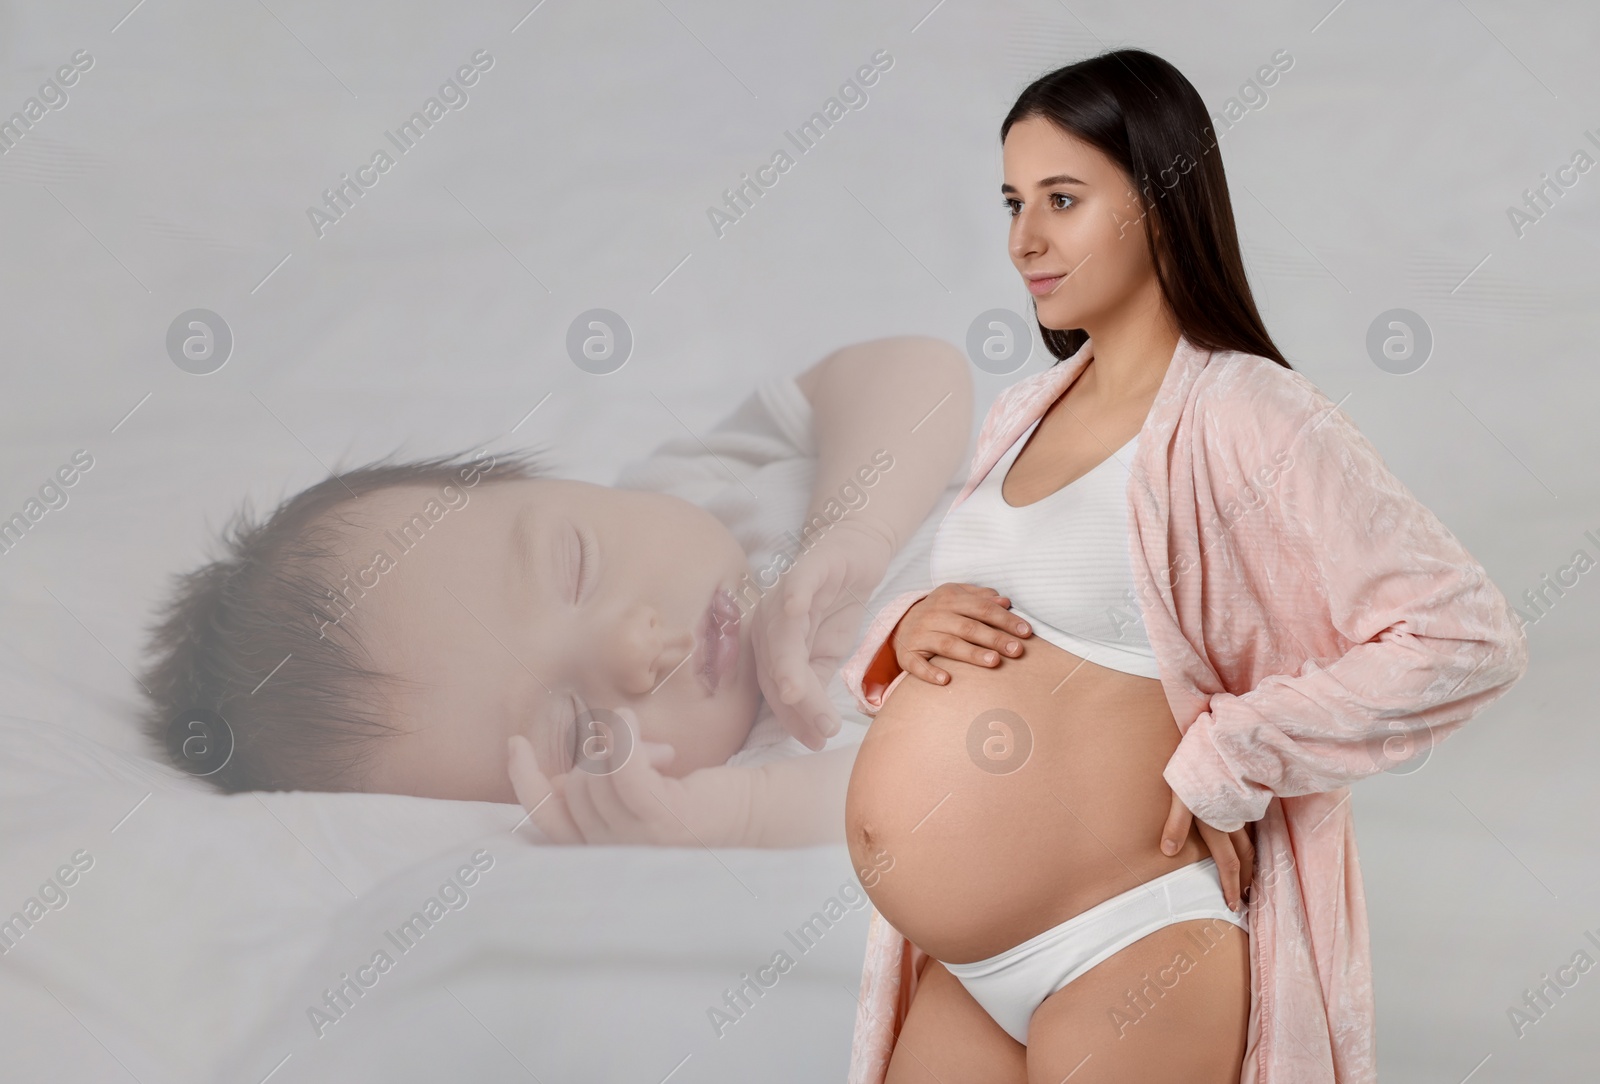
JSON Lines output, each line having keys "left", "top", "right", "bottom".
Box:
{"left": 580, "top": 738, "right": 673, "bottom": 823}
{"left": 601, "top": 741, "right": 680, "bottom": 833}
{"left": 778, "top": 555, "right": 830, "bottom": 618}
{"left": 566, "top": 714, "right": 677, "bottom": 843}
{"left": 563, "top": 767, "right": 606, "bottom": 841}
{"left": 563, "top": 728, "right": 636, "bottom": 841}
{"left": 507, "top": 736, "right": 582, "bottom": 844}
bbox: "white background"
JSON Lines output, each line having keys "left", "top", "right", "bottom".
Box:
{"left": 0, "top": 0, "right": 1596, "bottom": 1081}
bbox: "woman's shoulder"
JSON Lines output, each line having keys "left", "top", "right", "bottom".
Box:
{"left": 974, "top": 362, "right": 1072, "bottom": 441}
{"left": 1188, "top": 348, "right": 1344, "bottom": 444}
{"left": 1185, "top": 348, "right": 1402, "bottom": 517}
{"left": 998, "top": 360, "right": 1073, "bottom": 406}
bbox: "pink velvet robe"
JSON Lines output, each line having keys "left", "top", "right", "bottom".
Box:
{"left": 840, "top": 333, "right": 1530, "bottom": 1083}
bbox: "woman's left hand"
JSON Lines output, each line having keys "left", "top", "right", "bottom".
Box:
{"left": 1159, "top": 789, "right": 1256, "bottom": 912}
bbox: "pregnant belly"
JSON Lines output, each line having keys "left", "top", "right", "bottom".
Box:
{"left": 844, "top": 637, "right": 1209, "bottom": 964}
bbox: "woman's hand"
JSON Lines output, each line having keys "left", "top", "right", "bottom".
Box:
{"left": 891, "top": 582, "right": 1033, "bottom": 686}
{"left": 1159, "top": 789, "right": 1256, "bottom": 911}
{"left": 751, "top": 520, "right": 894, "bottom": 752}
{"left": 506, "top": 707, "right": 753, "bottom": 847}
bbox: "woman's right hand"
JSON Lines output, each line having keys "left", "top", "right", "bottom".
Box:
{"left": 891, "top": 583, "right": 1033, "bottom": 686}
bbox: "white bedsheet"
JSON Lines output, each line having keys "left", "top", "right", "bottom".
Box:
{"left": 0, "top": 569, "right": 922, "bottom": 1084}
{"left": 0, "top": 714, "right": 875, "bottom": 1082}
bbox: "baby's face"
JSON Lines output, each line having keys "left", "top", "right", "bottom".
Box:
{"left": 335, "top": 477, "right": 762, "bottom": 802}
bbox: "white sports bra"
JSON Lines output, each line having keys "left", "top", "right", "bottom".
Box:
{"left": 928, "top": 416, "right": 1161, "bottom": 679}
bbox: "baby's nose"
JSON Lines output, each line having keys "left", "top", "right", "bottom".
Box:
{"left": 613, "top": 606, "right": 695, "bottom": 696}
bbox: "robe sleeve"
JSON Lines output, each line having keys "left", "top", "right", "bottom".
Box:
{"left": 1162, "top": 376, "right": 1531, "bottom": 833}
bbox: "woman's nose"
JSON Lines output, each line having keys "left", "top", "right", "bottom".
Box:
{"left": 1010, "top": 214, "right": 1044, "bottom": 262}
{"left": 609, "top": 604, "right": 696, "bottom": 696}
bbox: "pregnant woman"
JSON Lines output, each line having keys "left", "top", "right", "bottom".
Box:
{"left": 838, "top": 49, "right": 1528, "bottom": 1084}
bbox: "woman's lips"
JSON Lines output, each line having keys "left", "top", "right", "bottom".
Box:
{"left": 1026, "top": 274, "right": 1064, "bottom": 296}
{"left": 699, "top": 587, "right": 740, "bottom": 696}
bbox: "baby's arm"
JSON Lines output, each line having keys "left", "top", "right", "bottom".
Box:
{"left": 508, "top": 715, "right": 856, "bottom": 849}
{"left": 742, "top": 746, "right": 858, "bottom": 848}
{"left": 759, "top": 338, "right": 973, "bottom": 747}
{"left": 793, "top": 336, "right": 972, "bottom": 565}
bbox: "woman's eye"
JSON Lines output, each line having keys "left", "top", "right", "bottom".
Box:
{"left": 1004, "top": 194, "right": 1073, "bottom": 216}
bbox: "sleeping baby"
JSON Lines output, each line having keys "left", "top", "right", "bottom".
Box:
{"left": 139, "top": 337, "right": 972, "bottom": 848}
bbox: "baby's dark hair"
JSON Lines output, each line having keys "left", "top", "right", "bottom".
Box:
{"left": 139, "top": 448, "right": 546, "bottom": 793}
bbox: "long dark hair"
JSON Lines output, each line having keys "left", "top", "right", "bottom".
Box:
{"left": 1001, "top": 49, "right": 1291, "bottom": 369}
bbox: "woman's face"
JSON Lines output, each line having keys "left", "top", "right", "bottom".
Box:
{"left": 330, "top": 477, "right": 763, "bottom": 803}
{"left": 1001, "top": 115, "right": 1160, "bottom": 330}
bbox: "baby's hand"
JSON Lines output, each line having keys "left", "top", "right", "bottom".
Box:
{"left": 751, "top": 520, "right": 894, "bottom": 753}
{"left": 892, "top": 582, "right": 1032, "bottom": 686}
{"left": 507, "top": 707, "right": 754, "bottom": 847}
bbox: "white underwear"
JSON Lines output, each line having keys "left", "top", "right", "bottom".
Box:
{"left": 941, "top": 857, "right": 1249, "bottom": 1045}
